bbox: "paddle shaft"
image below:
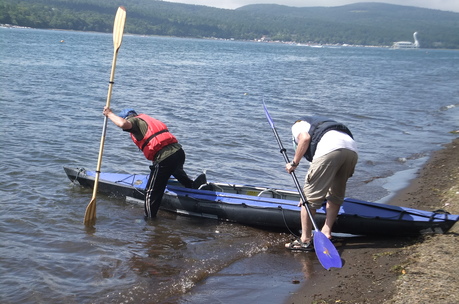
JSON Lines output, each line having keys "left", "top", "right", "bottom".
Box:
{"left": 84, "top": 7, "right": 126, "bottom": 225}
{"left": 91, "top": 38, "right": 121, "bottom": 199}
{"left": 262, "top": 102, "right": 319, "bottom": 231}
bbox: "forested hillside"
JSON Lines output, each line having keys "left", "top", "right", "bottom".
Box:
{"left": 1, "top": 0, "right": 458, "bottom": 48}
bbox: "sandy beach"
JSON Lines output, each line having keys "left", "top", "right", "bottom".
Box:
{"left": 285, "top": 137, "right": 459, "bottom": 304}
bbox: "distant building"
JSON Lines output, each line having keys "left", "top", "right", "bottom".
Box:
{"left": 259, "top": 35, "right": 271, "bottom": 42}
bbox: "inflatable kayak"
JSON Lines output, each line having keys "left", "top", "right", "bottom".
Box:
{"left": 64, "top": 167, "right": 459, "bottom": 236}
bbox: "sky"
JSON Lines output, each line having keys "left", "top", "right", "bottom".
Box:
{"left": 164, "top": 0, "right": 459, "bottom": 13}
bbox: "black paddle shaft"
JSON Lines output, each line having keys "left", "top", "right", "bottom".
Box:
{"left": 263, "top": 102, "right": 319, "bottom": 231}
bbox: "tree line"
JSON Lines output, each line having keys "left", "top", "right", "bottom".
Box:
{"left": 1, "top": 0, "right": 458, "bottom": 49}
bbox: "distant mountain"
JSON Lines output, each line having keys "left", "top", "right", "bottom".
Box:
{"left": 1, "top": 0, "right": 458, "bottom": 48}
{"left": 238, "top": 3, "right": 459, "bottom": 48}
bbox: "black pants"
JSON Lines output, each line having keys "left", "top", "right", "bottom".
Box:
{"left": 144, "top": 148, "right": 193, "bottom": 218}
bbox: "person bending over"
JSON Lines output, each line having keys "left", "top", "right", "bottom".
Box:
{"left": 285, "top": 116, "right": 358, "bottom": 251}
{"left": 103, "top": 107, "right": 206, "bottom": 218}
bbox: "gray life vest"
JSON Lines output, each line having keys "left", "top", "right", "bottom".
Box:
{"left": 295, "top": 116, "right": 354, "bottom": 161}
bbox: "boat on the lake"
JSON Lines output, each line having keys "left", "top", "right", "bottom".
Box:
{"left": 392, "top": 32, "right": 420, "bottom": 49}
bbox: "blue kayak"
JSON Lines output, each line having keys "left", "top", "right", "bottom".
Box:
{"left": 64, "top": 166, "right": 459, "bottom": 236}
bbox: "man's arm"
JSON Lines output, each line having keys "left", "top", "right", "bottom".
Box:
{"left": 103, "top": 106, "right": 132, "bottom": 130}
{"left": 286, "top": 131, "right": 311, "bottom": 173}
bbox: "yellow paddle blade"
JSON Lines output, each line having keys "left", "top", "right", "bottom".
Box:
{"left": 84, "top": 198, "right": 97, "bottom": 226}
{"left": 113, "top": 7, "right": 126, "bottom": 51}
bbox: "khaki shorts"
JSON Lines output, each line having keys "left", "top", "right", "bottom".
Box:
{"left": 303, "top": 149, "right": 358, "bottom": 209}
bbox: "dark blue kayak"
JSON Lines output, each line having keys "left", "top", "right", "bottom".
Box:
{"left": 64, "top": 167, "right": 459, "bottom": 236}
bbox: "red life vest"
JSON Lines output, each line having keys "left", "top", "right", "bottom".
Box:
{"left": 130, "top": 114, "right": 178, "bottom": 160}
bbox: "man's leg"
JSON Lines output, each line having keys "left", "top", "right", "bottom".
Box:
{"left": 321, "top": 201, "right": 340, "bottom": 239}
{"left": 145, "top": 163, "right": 163, "bottom": 218}
{"left": 323, "top": 149, "right": 357, "bottom": 237}
{"left": 171, "top": 149, "right": 193, "bottom": 188}
{"left": 145, "top": 158, "right": 177, "bottom": 218}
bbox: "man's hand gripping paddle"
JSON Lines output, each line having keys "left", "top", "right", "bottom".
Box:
{"left": 262, "top": 101, "right": 342, "bottom": 269}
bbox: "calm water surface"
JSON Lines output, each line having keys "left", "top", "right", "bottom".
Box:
{"left": 1, "top": 27, "right": 458, "bottom": 303}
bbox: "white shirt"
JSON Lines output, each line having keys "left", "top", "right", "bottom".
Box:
{"left": 292, "top": 120, "right": 357, "bottom": 160}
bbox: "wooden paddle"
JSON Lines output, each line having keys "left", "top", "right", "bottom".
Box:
{"left": 84, "top": 7, "right": 127, "bottom": 226}
{"left": 262, "top": 101, "right": 342, "bottom": 269}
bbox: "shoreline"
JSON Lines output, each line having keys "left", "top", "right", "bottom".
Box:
{"left": 285, "top": 137, "right": 459, "bottom": 304}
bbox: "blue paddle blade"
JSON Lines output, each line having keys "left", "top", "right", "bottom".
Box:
{"left": 262, "top": 100, "right": 275, "bottom": 128}
{"left": 313, "top": 231, "right": 343, "bottom": 269}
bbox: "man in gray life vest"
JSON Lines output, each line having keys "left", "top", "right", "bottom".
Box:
{"left": 285, "top": 116, "right": 358, "bottom": 251}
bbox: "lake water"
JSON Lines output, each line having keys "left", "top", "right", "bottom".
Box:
{"left": 1, "top": 27, "right": 458, "bottom": 303}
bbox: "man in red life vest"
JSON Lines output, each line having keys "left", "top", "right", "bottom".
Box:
{"left": 103, "top": 106, "right": 206, "bottom": 218}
